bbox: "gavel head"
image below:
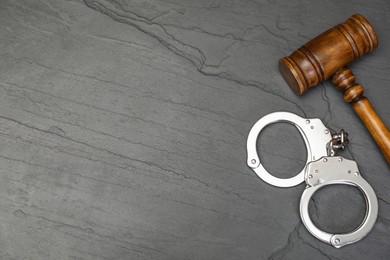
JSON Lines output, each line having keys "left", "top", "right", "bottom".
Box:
{"left": 279, "top": 14, "right": 378, "bottom": 95}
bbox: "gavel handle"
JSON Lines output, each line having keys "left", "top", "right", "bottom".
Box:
{"left": 332, "top": 68, "right": 390, "bottom": 164}
{"left": 352, "top": 97, "right": 390, "bottom": 163}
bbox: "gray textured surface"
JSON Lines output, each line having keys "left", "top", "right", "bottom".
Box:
{"left": 0, "top": 0, "right": 389, "bottom": 259}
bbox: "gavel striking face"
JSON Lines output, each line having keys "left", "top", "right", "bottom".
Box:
{"left": 279, "top": 14, "right": 390, "bottom": 164}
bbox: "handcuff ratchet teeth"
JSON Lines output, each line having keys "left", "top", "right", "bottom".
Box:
{"left": 246, "top": 111, "right": 378, "bottom": 248}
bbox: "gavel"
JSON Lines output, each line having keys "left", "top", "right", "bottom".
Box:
{"left": 279, "top": 14, "right": 390, "bottom": 164}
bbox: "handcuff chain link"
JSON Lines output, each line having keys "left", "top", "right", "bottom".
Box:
{"left": 327, "top": 129, "right": 349, "bottom": 156}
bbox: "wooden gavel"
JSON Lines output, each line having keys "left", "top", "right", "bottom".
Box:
{"left": 279, "top": 14, "right": 390, "bottom": 164}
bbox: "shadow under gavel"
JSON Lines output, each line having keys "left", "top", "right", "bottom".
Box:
{"left": 279, "top": 14, "right": 390, "bottom": 164}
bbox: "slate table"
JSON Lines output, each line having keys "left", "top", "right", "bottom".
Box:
{"left": 0, "top": 0, "right": 389, "bottom": 259}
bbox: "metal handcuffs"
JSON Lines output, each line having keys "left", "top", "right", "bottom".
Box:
{"left": 246, "top": 112, "right": 378, "bottom": 248}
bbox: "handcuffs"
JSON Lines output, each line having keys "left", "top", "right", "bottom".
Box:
{"left": 246, "top": 112, "right": 378, "bottom": 248}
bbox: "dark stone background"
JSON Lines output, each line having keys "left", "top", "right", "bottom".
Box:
{"left": 0, "top": 0, "right": 389, "bottom": 259}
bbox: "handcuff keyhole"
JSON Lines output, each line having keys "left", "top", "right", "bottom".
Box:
{"left": 309, "top": 185, "right": 366, "bottom": 234}
{"left": 257, "top": 123, "right": 307, "bottom": 179}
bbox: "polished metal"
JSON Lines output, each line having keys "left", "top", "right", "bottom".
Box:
{"left": 327, "top": 129, "right": 349, "bottom": 156}
{"left": 300, "top": 156, "right": 378, "bottom": 248}
{"left": 246, "top": 111, "right": 378, "bottom": 248}
{"left": 246, "top": 112, "right": 330, "bottom": 187}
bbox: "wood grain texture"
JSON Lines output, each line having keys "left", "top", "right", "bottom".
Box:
{"left": 280, "top": 14, "right": 390, "bottom": 164}
{"left": 351, "top": 97, "right": 390, "bottom": 163}
{"left": 332, "top": 68, "right": 390, "bottom": 164}
{"left": 0, "top": 0, "right": 389, "bottom": 259}
{"left": 279, "top": 14, "right": 378, "bottom": 95}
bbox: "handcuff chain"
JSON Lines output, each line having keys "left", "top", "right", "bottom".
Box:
{"left": 327, "top": 129, "right": 349, "bottom": 156}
